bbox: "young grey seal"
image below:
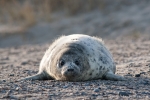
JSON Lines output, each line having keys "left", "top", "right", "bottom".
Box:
{"left": 21, "top": 34, "right": 125, "bottom": 81}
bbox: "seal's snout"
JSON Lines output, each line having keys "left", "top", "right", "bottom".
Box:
{"left": 67, "top": 68, "right": 74, "bottom": 72}
{"left": 61, "top": 66, "right": 79, "bottom": 79}
{"left": 63, "top": 68, "right": 76, "bottom": 76}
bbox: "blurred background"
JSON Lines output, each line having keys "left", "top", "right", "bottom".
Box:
{"left": 0, "top": 0, "right": 150, "bottom": 47}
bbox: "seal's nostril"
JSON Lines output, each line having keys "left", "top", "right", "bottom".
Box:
{"left": 67, "top": 69, "right": 74, "bottom": 72}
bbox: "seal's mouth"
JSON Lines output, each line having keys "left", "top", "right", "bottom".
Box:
{"left": 62, "top": 68, "right": 80, "bottom": 79}
{"left": 63, "top": 69, "right": 76, "bottom": 77}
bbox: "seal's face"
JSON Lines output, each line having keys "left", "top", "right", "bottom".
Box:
{"left": 58, "top": 53, "right": 82, "bottom": 80}
{"left": 50, "top": 43, "right": 90, "bottom": 81}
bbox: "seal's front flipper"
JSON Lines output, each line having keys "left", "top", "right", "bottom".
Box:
{"left": 19, "top": 72, "right": 53, "bottom": 81}
{"left": 104, "top": 71, "right": 126, "bottom": 81}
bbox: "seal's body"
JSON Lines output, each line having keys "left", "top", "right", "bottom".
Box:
{"left": 21, "top": 34, "right": 125, "bottom": 81}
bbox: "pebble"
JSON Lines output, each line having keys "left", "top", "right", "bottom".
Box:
{"left": 125, "top": 73, "right": 133, "bottom": 77}
{"left": 21, "top": 62, "right": 28, "bottom": 65}
{"left": 119, "top": 91, "right": 130, "bottom": 96}
{"left": 93, "top": 88, "right": 100, "bottom": 92}
{"left": 69, "top": 93, "right": 74, "bottom": 95}
{"left": 135, "top": 74, "right": 141, "bottom": 77}
{"left": 85, "top": 86, "right": 91, "bottom": 90}
{"left": 15, "top": 87, "right": 20, "bottom": 91}
{"left": 63, "top": 85, "right": 68, "bottom": 88}
{"left": 84, "top": 83, "right": 90, "bottom": 86}
{"left": 9, "top": 74, "right": 14, "bottom": 76}
{"left": 80, "top": 92, "right": 86, "bottom": 95}
{"left": 2, "top": 79, "right": 6, "bottom": 82}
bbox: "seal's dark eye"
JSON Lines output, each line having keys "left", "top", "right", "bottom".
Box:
{"left": 75, "top": 60, "right": 80, "bottom": 66}
{"left": 60, "top": 60, "right": 65, "bottom": 66}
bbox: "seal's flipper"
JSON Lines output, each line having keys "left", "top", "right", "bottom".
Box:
{"left": 104, "top": 71, "right": 126, "bottom": 81}
{"left": 19, "top": 73, "right": 53, "bottom": 81}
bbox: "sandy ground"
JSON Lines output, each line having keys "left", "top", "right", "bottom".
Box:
{"left": 0, "top": 36, "right": 150, "bottom": 100}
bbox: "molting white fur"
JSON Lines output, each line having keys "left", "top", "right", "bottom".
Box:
{"left": 20, "top": 34, "right": 125, "bottom": 81}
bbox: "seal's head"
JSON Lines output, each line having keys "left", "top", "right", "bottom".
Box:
{"left": 59, "top": 51, "right": 82, "bottom": 80}
{"left": 50, "top": 43, "right": 90, "bottom": 81}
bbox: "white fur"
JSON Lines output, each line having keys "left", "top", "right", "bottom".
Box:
{"left": 22, "top": 34, "right": 125, "bottom": 81}
{"left": 41, "top": 34, "right": 115, "bottom": 80}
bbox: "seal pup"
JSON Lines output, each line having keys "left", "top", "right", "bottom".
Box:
{"left": 20, "top": 34, "right": 125, "bottom": 81}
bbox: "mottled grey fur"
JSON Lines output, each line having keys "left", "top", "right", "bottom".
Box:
{"left": 20, "top": 34, "right": 125, "bottom": 81}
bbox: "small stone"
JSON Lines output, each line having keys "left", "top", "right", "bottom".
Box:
{"left": 21, "top": 62, "right": 28, "bottom": 65}
{"left": 80, "top": 92, "right": 86, "bottom": 95}
{"left": 85, "top": 86, "right": 91, "bottom": 90}
{"left": 15, "top": 87, "right": 20, "bottom": 91}
{"left": 63, "top": 85, "right": 68, "bottom": 88}
{"left": 135, "top": 74, "right": 141, "bottom": 77}
{"left": 93, "top": 88, "right": 100, "bottom": 92}
{"left": 140, "top": 72, "right": 146, "bottom": 75}
{"left": 2, "top": 79, "right": 6, "bottom": 82}
{"left": 119, "top": 91, "right": 130, "bottom": 96}
{"left": 102, "top": 92, "right": 106, "bottom": 95}
{"left": 91, "top": 94, "right": 98, "bottom": 96}
{"left": 9, "top": 74, "right": 14, "bottom": 76}
{"left": 84, "top": 83, "right": 90, "bottom": 86}
{"left": 70, "top": 93, "right": 74, "bottom": 95}
{"left": 74, "top": 92, "right": 79, "bottom": 95}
